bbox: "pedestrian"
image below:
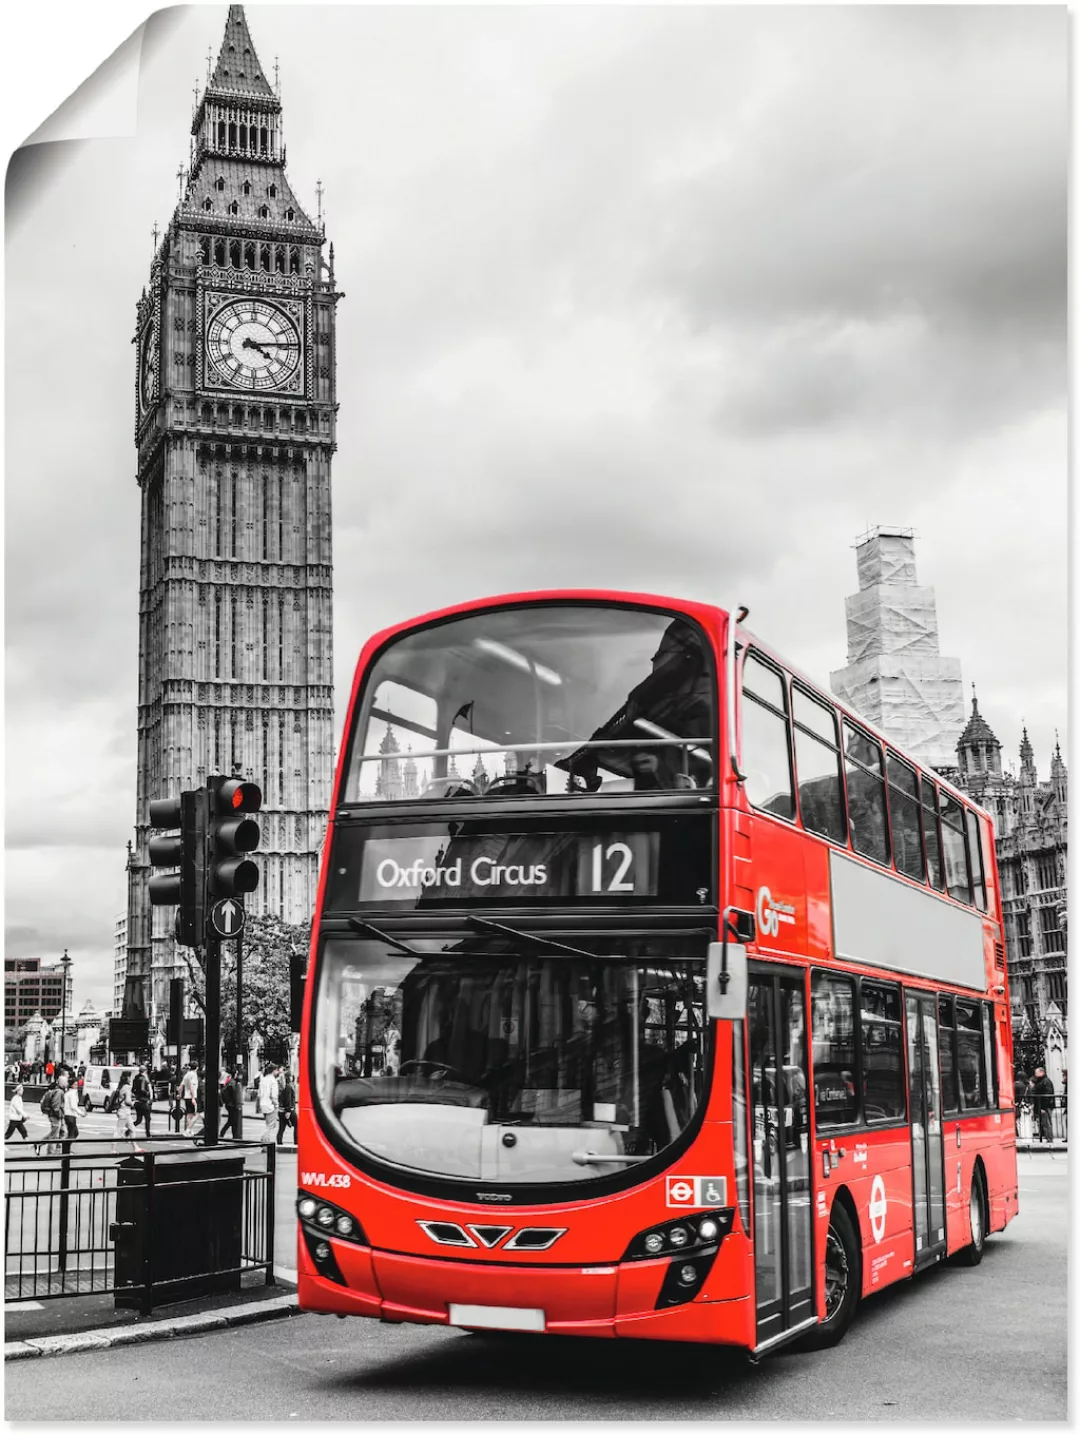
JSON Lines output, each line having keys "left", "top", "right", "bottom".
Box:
{"left": 132, "top": 1064, "right": 153, "bottom": 1138}
{"left": 6, "top": 1083, "right": 29, "bottom": 1141}
{"left": 61, "top": 1074, "right": 81, "bottom": 1141}
{"left": 1028, "top": 1067, "right": 1055, "bottom": 1142}
{"left": 277, "top": 1071, "right": 296, "bottom": 1145}
{"left": 220, "top": 1072, "right": 241, "bottom": 1139}
{"left": 40, "top": 1076, "right": 64, "bottom": 1155}
{"left": 45, "top": 1060, "right": 54, "bottom": 1082}
{"left": 258, "top": 1063, "right": 280, "bottom": 1143}
{"left": 179, "top": 1061, "right": 199, "bottom": 1136}
{"left": 112, "top": 1073, "right": 139, "bottom": 1151}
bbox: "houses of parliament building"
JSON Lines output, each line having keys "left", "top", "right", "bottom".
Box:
{"left": 954, "top": 695, "right": 1068, "bottom": 1044}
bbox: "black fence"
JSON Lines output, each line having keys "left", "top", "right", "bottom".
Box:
{"left": 1015, "top": 1094, "right": 1067, "bottom": 1144}
{"left": 4, "top": 1137, "right": 276, "bottom": 1311}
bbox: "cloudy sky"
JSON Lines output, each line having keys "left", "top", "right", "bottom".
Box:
{"left": 6, "top": 5, "right": 1067, "bottom": 1010}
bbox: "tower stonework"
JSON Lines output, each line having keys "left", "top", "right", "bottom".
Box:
{"left": 830, "top": 527, "right": 965, "bottom": 775}
{"left": 125, "top": 6, "right": 338, "bottom": 1019}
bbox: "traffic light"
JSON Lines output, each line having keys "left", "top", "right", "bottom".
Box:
{"left": 207, "top": 776, "right": 262, "bottom": 900}
{"left": 148, "top": 790, "right": 205, "bottom": 946}
{"left": 289, "top": 948, "right": 307, "bottom": 1032}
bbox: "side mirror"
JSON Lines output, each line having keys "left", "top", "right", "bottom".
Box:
{"left": 707, "top": 940, "right": 747, "bottom": 1021}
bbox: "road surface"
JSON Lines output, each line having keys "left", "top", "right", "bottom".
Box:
{"left": 5, "top": 1154, "right": 1066, "bottom": 1421}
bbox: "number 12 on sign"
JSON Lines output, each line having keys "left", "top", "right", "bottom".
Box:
{"left": 581, "top": 834, "right": 655, "bottom": 896}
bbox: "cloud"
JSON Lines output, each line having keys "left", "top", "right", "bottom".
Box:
{"left": 4, "top": 5, "right": 1066, "bottom": 1007}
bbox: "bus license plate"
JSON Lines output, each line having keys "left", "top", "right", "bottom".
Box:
{"left": 448, "top": 1304, "right": 546, "bottom": 1333}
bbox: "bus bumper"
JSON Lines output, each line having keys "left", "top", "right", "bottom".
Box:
{"left": 298, "top": 1239, "right": 754, "bottom": 1347}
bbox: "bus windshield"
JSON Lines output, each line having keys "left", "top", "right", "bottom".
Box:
{"left": 342, "top": 604, "right": 715, "bottom": 802}
{"left": 313, "top": 936, "right": 708, "bottom": 1185}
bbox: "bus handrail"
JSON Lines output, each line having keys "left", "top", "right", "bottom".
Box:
{"left": 728, "top": 605, "right": 749, "bottom": 783}
{"left": 571, "top": 1151, "right": 652, "bottom": 1166}
{"left": 351, "top": 737, "right": 714, "bottom": 764}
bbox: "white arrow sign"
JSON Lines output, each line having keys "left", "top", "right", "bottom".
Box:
{"left": 211, "top": 898, "right": 245, "bottom": 938}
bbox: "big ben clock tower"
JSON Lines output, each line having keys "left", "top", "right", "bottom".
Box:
{"left": 125, "top": 5, "right": 338, "bottom": 1020}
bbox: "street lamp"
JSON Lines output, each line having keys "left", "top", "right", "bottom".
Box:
{"left": 59, "top": 949, "right": 72, "bottom": 1069}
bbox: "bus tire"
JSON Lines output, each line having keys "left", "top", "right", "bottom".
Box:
{"left": 799, "top": 1200, "right": 860, "bottom": 1351}
{"left": 954, "top": 1166, "right": 987, "bottom": 1267}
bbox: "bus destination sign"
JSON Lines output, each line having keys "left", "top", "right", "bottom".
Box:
{"left": 326, "top": 818, "right": 712, "bottom": 910}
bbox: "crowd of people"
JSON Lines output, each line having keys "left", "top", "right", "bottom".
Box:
{"left": 5, "top": 1058, "right": 299, "bottom": 1151}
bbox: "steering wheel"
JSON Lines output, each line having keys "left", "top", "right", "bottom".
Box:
{"left": 397, "top": 1059, "right": 465, "bottom": 1082}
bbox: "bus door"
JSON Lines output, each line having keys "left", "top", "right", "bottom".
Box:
{"left": 904, "top": 993, "right": 946, "bottom": 1269}
{"left": 748, "top": 967, "right": 814, "bottom": 1348}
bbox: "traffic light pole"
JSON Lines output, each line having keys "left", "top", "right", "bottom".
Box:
{"left": 203, "top": 933, "right": 221, "bottom": 1147}
{"left": 235, "top": 931, "right": 244, "bottom": 1140}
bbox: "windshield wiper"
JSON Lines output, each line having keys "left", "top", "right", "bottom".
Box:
{"left": 465, "top": 917, "right": 613, "bottom": 962}
{"left": 347, "top": 918, "right": 422, "bottom": 957}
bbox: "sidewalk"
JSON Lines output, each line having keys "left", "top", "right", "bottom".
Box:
{"left": 5, "top": 1124, "right": 302, "bottom": 1360}
{"left": 5, "top": 1270, "right": 297, "bottom": 1353}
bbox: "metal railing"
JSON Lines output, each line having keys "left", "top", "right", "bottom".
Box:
{"left": 1015, "top": 1095, "right": 1067, "bottom": 1144}
{"left": 4, "top": 1137, "right": 276, "bottom": 1310}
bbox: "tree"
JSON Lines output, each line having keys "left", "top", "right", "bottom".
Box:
{"left": 1013, "top": 1011, "right": 1044, "bottom": 1083}
{"left": 181, "top": 913, "right": 308, "bottom": 1065}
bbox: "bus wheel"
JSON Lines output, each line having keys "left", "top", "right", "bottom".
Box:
{"left": 954, "top": 1168, "right": 987, "bottom": 1267}
{"left": 800, "top": 1202, "right": 860, "bottom": 1351}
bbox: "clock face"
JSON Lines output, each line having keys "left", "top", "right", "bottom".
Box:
{"left": 139, "top": 326, "right": 156, "bottom": 412}
{"left": 206, "top": 300, "right": 302, "bottom": 391}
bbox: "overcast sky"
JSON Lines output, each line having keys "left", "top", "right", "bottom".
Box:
{"left": 5, "top": 5, "right": 1067, "bottom": 1011}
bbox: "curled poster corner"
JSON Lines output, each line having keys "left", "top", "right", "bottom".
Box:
{"left": 21, "top": 20, "right": 146, "bottom": 149}
{"left": 6, "top": 7, "right": 187, "bottom": 231}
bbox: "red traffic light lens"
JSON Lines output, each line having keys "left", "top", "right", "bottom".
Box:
{"left": 217, "top": 778, "right": 262, "bottom": 814}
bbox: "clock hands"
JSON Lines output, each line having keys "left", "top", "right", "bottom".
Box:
{"left": 240, "top": 335, "right": 299, "bottom": 361}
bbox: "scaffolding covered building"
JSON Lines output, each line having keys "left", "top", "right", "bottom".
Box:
{"left": 830, "top": 527, "right": 965, "bottom": 775}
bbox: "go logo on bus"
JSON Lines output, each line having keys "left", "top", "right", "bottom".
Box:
{"left": 756, "top": 886, "right": 796, "bottom": 939}
{"left": 869, "top": 1174, "right": 887, "bottom": 1243}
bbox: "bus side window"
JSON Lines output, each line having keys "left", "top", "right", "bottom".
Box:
{"left": 810, "top": 971, "right": 858, "bottom": 1128}
{"left": 842, "top": 722, "right": 890, "bottom": 867}
{"left": 792, "top": 686, "right": 846, "bottom": 845}
{"left": 981, "top": 1003, "right": 998, "bottom": 1107}
{"left": 955, "top": 999, "right": 987, "bottom": 1110}
{"left": 922, "top": 779, "right": 945, "bottom": 890}
{"left": 938, "top": 995, "right": 959, "bottom": 1114}
{"left": 966, "top": 808, "right": 987, "bottom": 912}
{"left": 939, "top": 793, "right": 973, "bottom": 904}
{"left": 860, "top": 980, "right": 905, "bottom": 1121}
{"left": 741, "top": 652, "right": 795, "bottom": 821}
{"left": 886, "top": 753, "right": 925, "bottom": 882}
{"left": 997, "top": 1015, "right": 1013, "bottom": 1105}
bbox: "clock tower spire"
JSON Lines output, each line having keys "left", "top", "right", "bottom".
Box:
{"left": 125, "top": 5, "right": 339, "bottom": 1025}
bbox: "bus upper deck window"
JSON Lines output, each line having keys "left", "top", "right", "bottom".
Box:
{"left": 344, "top": 606, "right": 716, "bottom": 803}
{"left": 939, "top": 792, "right": 973, "bottom": 904}
{"left": 966, "top": 808, "right": 987, "bottom": 911}
{"left": 792, "top": 687, "right": 846, "bottom": 845}
{"left": 886, "top": 754, "right": 925, "bottom": 883}
{"left": 741, "top": 653, "right": 795, "bottom": 821}
{"left": 922, "top": 780, "right": 945, "bottom": 890}
{"left": 842, "top": 723, "right": 889, "bottom": 867}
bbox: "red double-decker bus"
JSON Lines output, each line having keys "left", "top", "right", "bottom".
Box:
{"left": 297, "top": 591, "right": 1017, "bottom": 1356}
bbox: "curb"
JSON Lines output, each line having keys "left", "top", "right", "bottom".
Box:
{"left": 4, "top": 1293, "right": 299, "bottom": 1361}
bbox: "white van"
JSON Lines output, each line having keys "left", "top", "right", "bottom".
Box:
{"left": 80, "top": 1065, "right": 133, "bottom": 1111}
